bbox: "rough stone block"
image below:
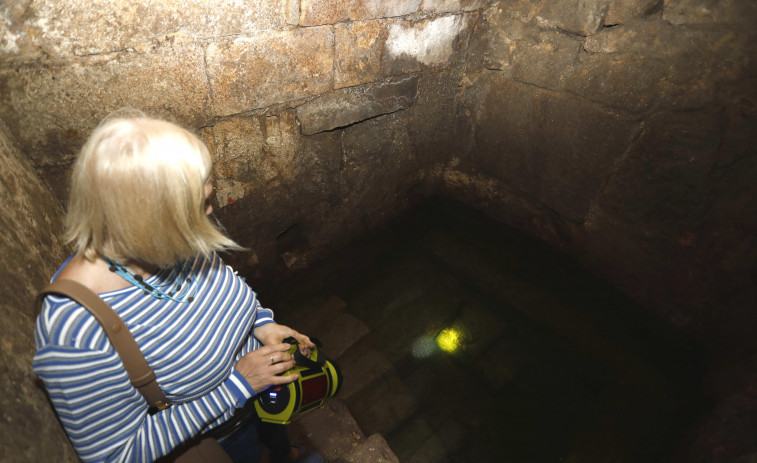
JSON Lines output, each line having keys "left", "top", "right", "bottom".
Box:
{"left": 498, "top": 13, "right": 750, "bottom": 114}
{"left": 595, "top": 110, "right": 722, "bottom": 234}
{"left": 288, "top": 399, "right": 367, "bottom": 461}
{"left": 338, "top": 111, "right": 421, "bottom": 235}
{"left": 419, "top": 0, "right": 489, "bottom": 14}
{"left": 384, "top": 417, "right": 436, "bottom": 461}
{"left": 498, "top": 0, "right": 547, "bottom": 22}
{"left": 404, "top": 416, "right": 466, "bottom": 463}
{"left": 604, "top": 0, "right": 661, "bottom": 25}
{"left": 335, "top": 14, "right": 473, "bottom": 88}
{"left": 337, "top": 341, "right": 394, "bottom": 402}
{"left": 568, "top": 22, "right": 693, "bottom": 112}
{"left": 16, "top": 0, "right": 287, "bottom": 58}
{"left": 474, "top": 78, "right": 639, "bottom": 223}
{"left": 571, "top": 23, "right": 754, "bottom": 112}
{"left": 282, "top": 296, "right": 348, "bottom": 340}
{"left": 204, "top": 113, "right": 300, "bottom": 196}
{"left": 199, "top": 107, "right": 344, "bottom": 278}
{"left": 664, "top": 32, "right": 755, "bottom": 111}
{"left": 383, "top": 14, "right": 474, "bottom": 74}
{"left": 348, "top": 373, "right": 416, "bottom": 436}
{"left": 1, "top": 0, "right": 42, "bottom": 61}
{"left": 286, "top": 0, "right": 300, "bottom": 25}
{"left": 583, "top": 20, "right": 677, "bottom": 54}
{"left": 0, "top": 121, "right": 66, "bottom": 324}
{"left": 469, "top": 4, "right": 540, "bottom": 73}
{"left": 296, "top": 76, "right": 418, "bottom": 135}
{"left": 0, "top": 37, "right": 212, "bottom": 166}
{"left": 0, "top": 121, "right": 74, "bottom": 462}
{"left": 337, "top": 433, "right": 400, "bottom": 463}
{"left": 480, "top": 23, "right": 519, "bottom": 73}
{"left": 405, "top": 433, "right": 447, "bottom": 463}
{"left": 200, "top": 108, "right": 345, "bottom": 277}
{"left": 334, "top": 19, "right": 389, "bottom": 88}
{"left": 207, "top": 27, "right": 334, "bottom": 116}
{"left": 1, "top": 308, "right": 80, "bottom": 463}
{"left": 536, "top": 0, "right": 609, "bottom": 36}
{"left": 663, "top": 0, "right": 757, "bottom": 25}
{"left": 510, "top": 29, "right": 582, "bottom": 91}
{"left": 409, "top": 69, "right": 463, "bottom": 166}
{"left": 299, "top": 0, "right": 420, "bottom": 26}
{"left": 311, "top": 313, "right": 370, "bottom": 359}
{"left": 566, "top": 52, "right": 665, "bottom": 114}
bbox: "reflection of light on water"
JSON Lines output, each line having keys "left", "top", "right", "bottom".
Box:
{"left": 411, "top": 327, "right": 465, "bottom": 359}
{"left": 411, "top": 335, "right": 437, "bottom": 358}
{"left": 436, "top": 328, "right": 463, "bottom": 353}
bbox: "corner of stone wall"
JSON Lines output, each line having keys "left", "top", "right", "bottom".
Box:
{"left": 452, "top": 2, "right": 757, "bottom": 460}
{"left": 0, "top": 119, "right": 75, "bottom": 461}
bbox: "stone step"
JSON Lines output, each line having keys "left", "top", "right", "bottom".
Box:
{"left": 284, "top": 295, "right": 348, "bottom": 340}
{"left": 288, "top": 399, "right": 365, "bottom": 461}
{"left": 344, "top": 369, "right": 417, "bottom": 438}
{"left": 287, "top": 399, "right": 401, "bottom": 463}
{"left": 398, "top": 415, "right": 468, "bottom": 463}
{"left": 332, "top": 335, "right": 394, "bottom": 403}
{"left": 334, "top": 433, "right": 400, "bottom": 463}
{"left": 281, "top": 295, "right": 370, "bottom": 363}
{"left": 277, "top": 296, "right": 400, "bottom": 462}
{"left": 313, "top": 311, "right": 370, "bottom": 360}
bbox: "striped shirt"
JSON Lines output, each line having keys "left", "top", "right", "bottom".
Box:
{"left": 33, "top": 252, "right": 274, "bottom": 462}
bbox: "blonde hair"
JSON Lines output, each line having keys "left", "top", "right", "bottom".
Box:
{"left": 65, "top": 113, "right": 242, "bottom": 267}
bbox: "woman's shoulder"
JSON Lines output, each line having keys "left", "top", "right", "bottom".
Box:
{"left": 37, "top": 293, "right": 107, "bottom": 349}
{"left": 37, "top": 254, "right": 116, "bottom": 348}
{"left": 195, "top": 251, "right": 235, "bottom": 278}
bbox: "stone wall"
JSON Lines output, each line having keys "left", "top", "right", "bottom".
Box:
{"left": 449, "top": 0, "right": 757, "bottom": 460}
{"left": 454, "top": 0, "right": 757, "bottom": 339}
{"left": 0, "top": 121, "right": 72, "bottom": 461}
{"left": 0, "top": 0, "right": 483, "bottom": 282}
{"left": 2, "top": 0, "right": 757, "bottom": 461}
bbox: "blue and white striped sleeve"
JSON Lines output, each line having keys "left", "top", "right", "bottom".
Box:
{"left": 224, "top": 259, "right": 273, "bottom": 330}
{"left": 252, "top": 298, "right": 274, "bottom": 328}
{"left": 34, "top": 309, "right": 252, "bottom": 463}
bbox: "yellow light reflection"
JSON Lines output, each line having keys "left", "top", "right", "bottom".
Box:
{"left": 436, "top": 328, "right": 463, "bottom": 353}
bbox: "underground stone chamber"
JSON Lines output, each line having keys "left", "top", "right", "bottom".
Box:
{"left": 267, "top": 196, "right": 708, "bottom": 462}
{"left": 2, "top": 1, "right": 756, "bottom": 462}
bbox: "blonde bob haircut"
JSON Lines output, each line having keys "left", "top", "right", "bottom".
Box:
{"left": 66, "top": 113, "right": 242, "bottom": 268}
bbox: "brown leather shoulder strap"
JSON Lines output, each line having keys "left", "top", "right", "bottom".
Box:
{"left": 37, "top": 279, "right": 170, "bottom": 412}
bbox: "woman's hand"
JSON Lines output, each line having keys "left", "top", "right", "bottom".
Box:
{"left": 234, "top": 343, "right": 299, "bottom": 393}
{"left": 254, "top": 322, "right": 316, "bottom": 357}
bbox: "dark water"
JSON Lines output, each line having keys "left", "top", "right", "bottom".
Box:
{"left": 262, "top": 196, "right": 706, "bottom": 463}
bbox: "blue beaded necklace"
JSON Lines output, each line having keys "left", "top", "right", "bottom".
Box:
{"left": 101, "top": 253, "right": 197, "bottom": 303}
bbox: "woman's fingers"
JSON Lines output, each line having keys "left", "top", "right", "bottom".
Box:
{"left": 293, "top": 332, "right": 315, "bottom": 349}
{"left": 270, "top": 370, "right": 299, "bottom": 384}
{"left": 234, "top": 344, "right": 299, "bottom": 392}
{"left": 270, "top": 356, "right": 295, "bottom": 371}
{"left": 259, "top": 342, "right": 295, "bottom": 356}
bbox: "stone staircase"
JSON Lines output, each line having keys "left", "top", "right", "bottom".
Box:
{"left": 276, "top": 296, "right": 402, "bottom": 463}
{"left": 259, "top": 198, "right": 707, "bottom": 462}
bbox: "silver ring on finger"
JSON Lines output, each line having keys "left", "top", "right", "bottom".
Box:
{"left": 270, "top": 355, "right": 274, "bottom": 365}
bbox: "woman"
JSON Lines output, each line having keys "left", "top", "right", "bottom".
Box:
{"left": 33, "top": 112, "right": 322, "bottom": 463}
